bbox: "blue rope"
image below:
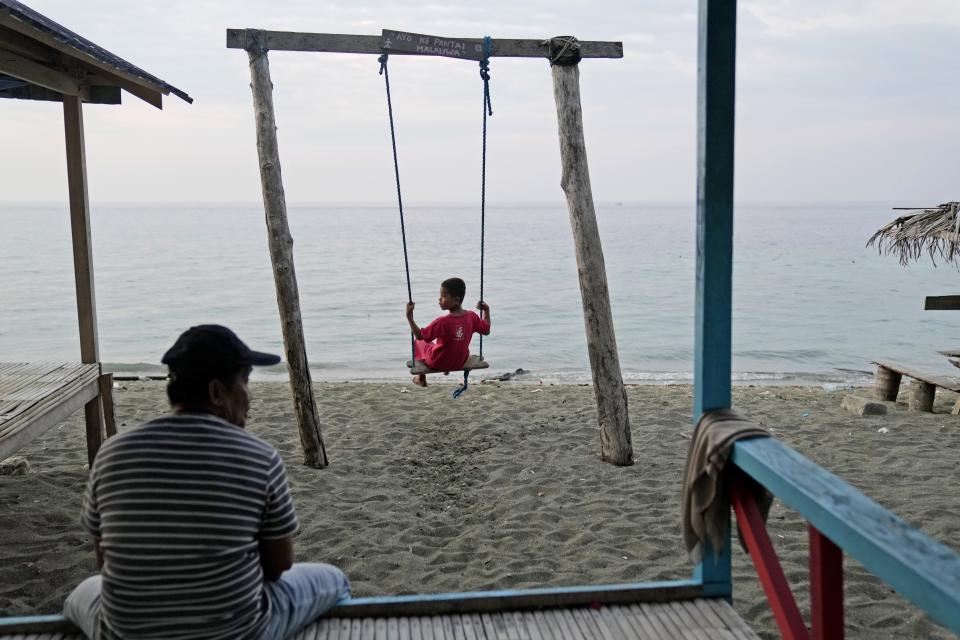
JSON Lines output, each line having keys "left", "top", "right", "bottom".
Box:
{"left": 478, "top": 36, "right": 492, "bottom": 361}
{"left": 381, "top": 42, "right": 493, "bottom": 387}
{"left": 452, "top": 370, "right": 469, "bottom": 399}
{"left": 453, "top": 36, "right": 493, "bottom": 400}
{"left": 379, "top": 52, "right": 416, "bottom": 365}
{"left": 457, "top": 37, "right": 493, "bottom": 400}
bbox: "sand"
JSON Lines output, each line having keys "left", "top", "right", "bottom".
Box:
{"left": 1, "top": 380, "right": 958, "bottom": 639}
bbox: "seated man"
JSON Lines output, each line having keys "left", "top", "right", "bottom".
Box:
{"left": 64, "top": 325, "right": 350, "bottom": 639}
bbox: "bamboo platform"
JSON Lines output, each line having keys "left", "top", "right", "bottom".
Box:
{"left": 0, "top": 362, "right": 101, "bottom": 462}
{"left": 0, "top": 599, "right": 760, "bottom": 639}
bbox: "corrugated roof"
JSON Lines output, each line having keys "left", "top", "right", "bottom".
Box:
{"left": 0, "top": 0, "right": 192, "bottom": 104}
{"left": 0, "top": 74, "right": 26, "bottom": 91}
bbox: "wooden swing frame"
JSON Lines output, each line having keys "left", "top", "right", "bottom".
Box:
{"left": 227, "top": 27, "right": 634, "bottom": 466}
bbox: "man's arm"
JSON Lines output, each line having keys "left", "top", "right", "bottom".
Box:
{"left": 259, "top": 536, "right": 294, "bottom": 582}
{"left": 93, "top": 537, "right": 103, "bottom": 570}
{"left": 406, "top": 302, "right": 424, "bottom": 340}
{"left": 259, "top": 451, "right": 299, "bottom": 581}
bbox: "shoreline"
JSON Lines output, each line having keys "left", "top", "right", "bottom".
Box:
{"left": 1, "top": 381, "right": 956, "bottom": 638}
{"left": 101, "top": 366, "right": 877, "bottom": 388}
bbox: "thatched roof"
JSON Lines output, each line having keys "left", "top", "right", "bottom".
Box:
{"left": 867, "top": 202, "right": 960, "bottom": 267}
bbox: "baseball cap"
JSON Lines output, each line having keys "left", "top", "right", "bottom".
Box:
{"left": 161, "top": 325, "right": 280, "bottom": 377}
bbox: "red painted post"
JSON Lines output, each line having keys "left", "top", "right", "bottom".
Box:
{"left": 810, "top": 525, "right": 844, "bottom": 639}
{"left": 731, "top": 481, "right": 810, "bottom": 640}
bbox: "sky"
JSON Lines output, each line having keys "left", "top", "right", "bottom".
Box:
{"left": 1, "top": 0, "right": 958, "bottom": 204}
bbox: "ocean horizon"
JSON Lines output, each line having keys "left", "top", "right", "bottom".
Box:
{"left": 3, "top": 200, "right": 958, "bottom": 386}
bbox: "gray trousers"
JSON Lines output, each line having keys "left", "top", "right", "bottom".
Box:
{"left": 64, "top": 562, "right": 351, "bottom": 639}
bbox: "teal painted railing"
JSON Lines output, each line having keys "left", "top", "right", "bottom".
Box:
{"left": 731, "top": 437, "right": 960, "bottom": 635}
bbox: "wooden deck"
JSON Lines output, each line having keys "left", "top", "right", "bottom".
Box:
{"left": 0, "top": 362, "right": 101, "bottom": 462}
{"left": 0, "top": 599, "right": 760, "bottom": 639}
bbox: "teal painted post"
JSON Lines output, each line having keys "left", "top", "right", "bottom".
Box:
{"left": 692, "top": 0, "right": 737, "bottom": 596}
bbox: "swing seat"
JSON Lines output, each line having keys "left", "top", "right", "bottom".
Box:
{"left": 407, "top": 355, "right": 489, "bottom": 376}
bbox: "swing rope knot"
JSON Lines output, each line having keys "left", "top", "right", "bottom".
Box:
{"left": 245, "top": 29, "right": 268, "bottom": 64}
{"left": 378, "top": 52, "right": 389, "bottom": 75}
{"left": 480, "top": 36, "right": 493, "bottom": 116}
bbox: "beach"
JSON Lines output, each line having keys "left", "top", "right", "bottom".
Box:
{"left": 1, "top": 380, "right": 957, "bottom": 639}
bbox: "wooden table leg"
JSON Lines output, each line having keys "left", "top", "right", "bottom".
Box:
{"left": 873, "top": 365, "right": 901, "bottom": 401}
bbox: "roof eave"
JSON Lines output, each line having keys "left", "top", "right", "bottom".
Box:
{"left": 0, "top": 0, "right": 192, "bottom": 107}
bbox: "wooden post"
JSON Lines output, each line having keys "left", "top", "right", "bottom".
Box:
{"left": 873, "top": 365, "right": 901, "bottom": 401}
{"left": 99, "top": 373, "right": 117, "bottom": 438}
{"left": 245, "top": 37, "right": 328, "bottom": 468}
{"left": 63, "top": 95, "right": 104, "bottom": 467}
{"left": 731, "top": 482, "right": 810, "bottom": 640}
{"left": 549, "top": 43, "right": 632, "bottom": 467}
{"left": 810, "top": 525, "right": 844, "bottom": 640}
{"left": 908, "top": 380, "right": 935, "bottom": 412}
{"left": 692, "top": 0, "right": 737, "bottom": 597}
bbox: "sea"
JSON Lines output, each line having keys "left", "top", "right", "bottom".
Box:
{"left": 2, "top": 201, "right": 958, "bottom": 386}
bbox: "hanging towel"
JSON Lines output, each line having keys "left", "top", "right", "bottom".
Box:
{"left": 681, "top": 407, "right": 772, "bottom": 564}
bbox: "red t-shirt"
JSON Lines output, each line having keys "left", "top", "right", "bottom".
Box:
{"left": 416, "top": 311, "right": 490, "bottom": 372}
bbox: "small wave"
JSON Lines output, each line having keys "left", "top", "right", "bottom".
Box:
{"left": 735, "top": 349, "right": 830, "bottom": 364}
{"left": 105, "top": 362, "right": 166, "bottom": 374}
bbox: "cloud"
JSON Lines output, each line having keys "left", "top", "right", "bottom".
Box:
{"left": 743, "top": 0, "right": 960, "bottom": 37}
{"left": 1, "top": 0, "right": 957, "bottom": 203}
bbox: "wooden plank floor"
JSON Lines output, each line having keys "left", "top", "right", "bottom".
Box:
{"left": 0, "top": 362, "right": 100, "bottom": 461}
{"left": 0, "top": 600, "right": 760, "bottom": 639}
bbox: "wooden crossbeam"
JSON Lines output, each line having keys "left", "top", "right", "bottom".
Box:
{"left": 225, "top": 29, "right": 623, "bottom": 59}
{"left": 332, "top": 582, "right": 705, "bottom": 617}
{"left": 925, "top": 295, "right": 960, "bottom": 310}
{"left": 86, "top": 72, "right": 162, "bottom": 108}
{"left": 0, "top": 82, "right": 120, "bottom": 104}
{"left": 0, "top": 24, "right": 55, "bottom": 62}
{"left": 0, "top": 46, "right": 90, "bottom": 99}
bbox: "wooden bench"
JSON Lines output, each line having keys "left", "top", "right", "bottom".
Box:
{"left": 0, "top": 362, "right": 114, "bottom": 463}
{"left": 872, "top": 360, "right": 960, "bottom": 412}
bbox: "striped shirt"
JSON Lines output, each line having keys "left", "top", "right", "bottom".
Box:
{"left": 81, "top": 413, "right": 299, "bottom": 639}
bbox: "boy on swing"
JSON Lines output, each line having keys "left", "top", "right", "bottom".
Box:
{"left": 405, "top": 277, "right": 491, "bottom": 387}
